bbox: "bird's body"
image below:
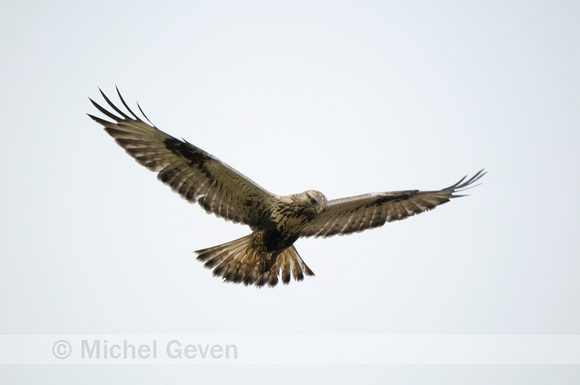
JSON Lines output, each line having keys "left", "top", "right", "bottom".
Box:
{"left": 89, "top": 88, "right": 485, "bottom": 287}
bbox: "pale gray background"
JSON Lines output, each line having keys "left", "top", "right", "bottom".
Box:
{"left": 1, "top": 0, "right": 579, "bottom": 383}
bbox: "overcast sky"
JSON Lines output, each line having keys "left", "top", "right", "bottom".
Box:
{"left": 1, "top": 0, "right": 579, "bottom": 383}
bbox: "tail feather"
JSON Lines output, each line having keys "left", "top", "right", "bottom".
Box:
{"left": 280, "top": 253, "right": 291, "bottom": 284}
{"left": 195, "top": 235, "right": 315, "bottom": 287}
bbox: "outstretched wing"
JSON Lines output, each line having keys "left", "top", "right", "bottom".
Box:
{"left": 301, "top": 170, "right": 485, "bottom": 238}
{"left": 88, "top": 88, "right": 277, "bottom": 228}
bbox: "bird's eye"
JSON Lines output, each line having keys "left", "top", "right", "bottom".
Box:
{"left": 310, "top": 197, "right": 317, "bottom": 205}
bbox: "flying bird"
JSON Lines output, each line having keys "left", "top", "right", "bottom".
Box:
{"left": 88, "top": 88, "right": 485, "bottom": 288}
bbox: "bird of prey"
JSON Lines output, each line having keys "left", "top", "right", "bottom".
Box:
{"left": 88, "top": 88, "right": 485, "bottom": 288}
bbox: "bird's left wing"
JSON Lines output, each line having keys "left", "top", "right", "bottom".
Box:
{"left": 300, "top": 170, "right": 485, "bottom": 238}
{"left": 88, "top": 88, "right": 278, "bottom": 228}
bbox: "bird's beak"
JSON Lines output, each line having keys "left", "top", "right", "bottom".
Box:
{"left": 317, "top": 206, "right": 324, "bottom": 212}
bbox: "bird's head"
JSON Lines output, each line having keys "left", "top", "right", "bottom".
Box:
{"left": 299, "top": 189, "right": 328, "bottom": 216}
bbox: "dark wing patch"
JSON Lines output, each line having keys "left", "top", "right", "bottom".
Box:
{"left": 300, "top": 170, "right": 485, "bottom": 238}
{"left": 88, "top": 87, "right": 277, "bottom": 228}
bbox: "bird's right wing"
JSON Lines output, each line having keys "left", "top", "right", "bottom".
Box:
{"left": 88, "top": 88, "right": 278, "bottom": 228}
{"left": 301, "top": 170, "right": 485, "bottom": 238}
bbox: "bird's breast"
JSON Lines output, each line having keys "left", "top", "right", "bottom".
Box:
{"left": 254, "top": 204, "right": 314, "bottom": 252}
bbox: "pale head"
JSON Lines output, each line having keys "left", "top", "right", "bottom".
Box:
{"left": 299, "top": 189, "right": 328, "bottom": 215}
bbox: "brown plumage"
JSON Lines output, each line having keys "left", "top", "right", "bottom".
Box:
{"left": 88, "top": 88, "right": 485, "bottom": 287}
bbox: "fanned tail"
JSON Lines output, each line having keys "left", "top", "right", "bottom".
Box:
{"left": 195, "top": 235, "right": 314, "bottom": 287}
